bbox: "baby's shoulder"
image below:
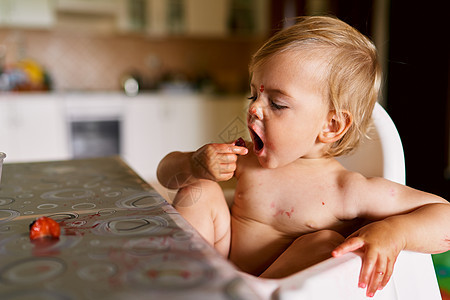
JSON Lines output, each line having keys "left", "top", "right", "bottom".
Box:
{"left": 337, "top": 169, "right": 368, "bottom": 189}
{"left": 336, "top": 169, "right": 390, "bottom": 199}
{"left": 335, "top": 168, "right": 413, "bottom": 217}
{"left": 332, "top": 169, "right": 378, "bottom": 214}
{"left": 338, "top": 169, "right": 398, "bottom": 194}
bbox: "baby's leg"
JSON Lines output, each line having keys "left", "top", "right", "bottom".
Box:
{"left": 260, "top": 230, "right": 345, "bottom": 278}
{"left": 172, "top": 179, "right": 231, "bottom": 257}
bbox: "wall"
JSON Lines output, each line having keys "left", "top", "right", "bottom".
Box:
{"left": 0, "top": 28, "right": 264, "bottom": 93}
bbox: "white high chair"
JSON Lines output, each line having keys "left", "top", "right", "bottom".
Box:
{"left": 152, "top": 102, "right": 441, "bottom": 299}
{"left": 337, "top": 102, "right": 405, "bottom": 185}
{"left": 240, "top": 102, "right": 441, "bottom": 299}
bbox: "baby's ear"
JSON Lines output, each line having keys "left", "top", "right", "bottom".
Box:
{"left": 318, "top": 110, "right": 352, "bottom": 144}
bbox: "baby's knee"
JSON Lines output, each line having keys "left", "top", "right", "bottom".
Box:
{"left": 294, "top": 230, "right": 345, "bottom": 249}
{"left": 314, "top": 229, "right": 345, "bottom": 243}
{"left": 173, "top": 180, "right": 223, "bottom": 208}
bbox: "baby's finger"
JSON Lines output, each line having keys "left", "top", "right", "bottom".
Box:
{"left": 215, "top": 143, "right": 239, "bottom": 153}
{"left": 217, "top": 153, "right": 238, "bottom": 163}
{"left": 380, "top": 260, "right": 394, "bottom": 289}
{"left": 218, "top": 162, "right": 237, "bottom": 174}
{"left": 216, "top": 171, "right": 234, "bottom": 181}
{"left": 366, "top": 256, "right": 387, "bottom": 297}
{"left": 332, "top": 237, "right": 364, "bottom": 257}
{"left": 232, "top": 146, "right": 248, "bottom": 155}
{"left": 215, "top": 143, "right": 247, "bottom": 155}
{"left": 232, "top": 138, "right": 248, "bottom": 155}
{"left": 359, "top": 250, "right": 377, "bottom": 289}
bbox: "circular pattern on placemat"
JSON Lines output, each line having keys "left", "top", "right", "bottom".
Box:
{"left": 40, "top": 189, "right": 95, "bottom": 201}
{"left": 92, "top": 215, "right": 171, "bottom": 236}
{"left": 0, "top": 209, "right": 20, "bottom": 224}
{"left": 0, "top": 289, "right": 73, "bottom": 300}
{"left": 127, "top": 253, "right": 215, "bottom": 290}
{"left": 0, "top": 197, "right": 14, "bottom": 206}
{"left": 77, "top": 262, "right": 117, "bottom": 281}
{"left": 0, "top": 257, "right": 66, "bottom": 284}
{"left": 115, "top": 191, "right": 165, "bottom": 210}
{"left": 124, "top": 237, "right": 171, "bottom": 256}
{"left": 0, "top": 233, "right": 82, "bottom": 255}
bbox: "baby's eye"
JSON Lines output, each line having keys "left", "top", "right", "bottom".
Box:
{"left": 247, "top": 95, "right": 257, "bottom": 102}
{"left": 270, "top": 100, "right": 288, "bottom": 110}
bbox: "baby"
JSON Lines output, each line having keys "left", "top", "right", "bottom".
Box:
{"left": 157, "top": 16, "right": 450, "bottom": 297}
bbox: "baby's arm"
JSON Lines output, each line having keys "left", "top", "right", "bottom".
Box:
{"left": 157, "top": 142, "right": 248, "bottom": 189}
{"left": 332, "top": 177, "right": 450, "bottom": 297}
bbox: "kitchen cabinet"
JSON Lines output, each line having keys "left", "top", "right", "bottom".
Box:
{"left": 184, "top": 0, "right": 229, "bottom": 36}
{"left": 0, "top": 0, "right": 54, "bottom": 28}
{"left": 122, "top": 93, "right": 247, "bottom": 181}
{"left": 0, "top": 94, "right": 69, "bottom": 162}
{"left": 121, "top": 95, "right": 166, "bottom": 181}
{"left": 118, "top": 0, "right": 231, "bottom": 36}
{"left": 0, "top": 93, "right": 247, "bottom": 183}
{"left": 56, "top": 0, "right": 118, "bottom": 15}
{"left": 0, "top": 0, "right": 268, "bottom": 37}
{"left": 120, "top": 0, "right": 269, "bottom": 37}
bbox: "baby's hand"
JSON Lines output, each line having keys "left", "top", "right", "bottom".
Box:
{"left": 331, "top": 220, "right": 404, "bottom": 297}
{"left": 190, "top": 141, "right": 248, "bottom": 182}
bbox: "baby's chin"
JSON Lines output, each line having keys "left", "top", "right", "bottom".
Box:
{"left": 248, "top": 140, "right": 295, "bottom": 169}
{"left": 256, "top": 149, "right": 308, "bottom": 169}
{"left": 256, "top": 153, "right": 287, "bottom": 169}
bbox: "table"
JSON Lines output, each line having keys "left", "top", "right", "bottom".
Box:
{"left": 0, "top": 157, "right": 259, "bottom": 299}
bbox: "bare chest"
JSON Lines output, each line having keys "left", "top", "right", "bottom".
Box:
{"left": 233, "top": 169, "right": 344, "bottom": 235}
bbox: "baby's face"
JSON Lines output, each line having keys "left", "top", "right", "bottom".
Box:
{"left": 248, "top": 51, "right": 331, "bottom": 168}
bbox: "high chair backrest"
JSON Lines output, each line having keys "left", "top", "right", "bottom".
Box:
{"left": 267, "top": 103, "right": 441, "bottom": 300}
{"left": 336, "top": 102, "right": 406, "bottom": 185}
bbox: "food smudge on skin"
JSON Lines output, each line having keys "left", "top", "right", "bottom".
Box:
{"left": 271, "top": 202, "right": 294, "bottom": 218}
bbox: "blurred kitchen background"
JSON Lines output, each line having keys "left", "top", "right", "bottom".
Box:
{"left": 0, "top": 0, "right": 449, "bottom": 196}
{"left": 0, "top": 0, "right": 270, "bottom": 93}
{"left": 0, "top": 0, "right": 449, "bottom": 297}
{"left": 0, "top": 1, "right": 448, "bottom": 192}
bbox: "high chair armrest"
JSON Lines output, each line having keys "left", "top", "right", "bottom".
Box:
{"left": 242, "top": 251, "right": 440, "bottom": 299}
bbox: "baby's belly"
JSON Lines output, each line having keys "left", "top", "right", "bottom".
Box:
{"left": 229, "top": 214, "right": 296, "bottom": 276}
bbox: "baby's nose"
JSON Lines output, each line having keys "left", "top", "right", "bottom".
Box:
{"left": 249, "top": 103, "right": 264, "bottom": 120}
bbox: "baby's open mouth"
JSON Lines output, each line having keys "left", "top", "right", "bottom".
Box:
{"left": 250, "top": 128, "right": 264, "bottom": 152}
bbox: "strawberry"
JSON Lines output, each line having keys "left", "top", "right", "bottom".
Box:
{"left": 235, "top": 137, "right": 246, "bottom": 148}
{"left": 29, "top": 216, "right": 60, "bottom": 240}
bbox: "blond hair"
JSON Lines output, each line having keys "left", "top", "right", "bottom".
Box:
{"left": 249, "top": 16, "right": 381, "bottom": 157}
